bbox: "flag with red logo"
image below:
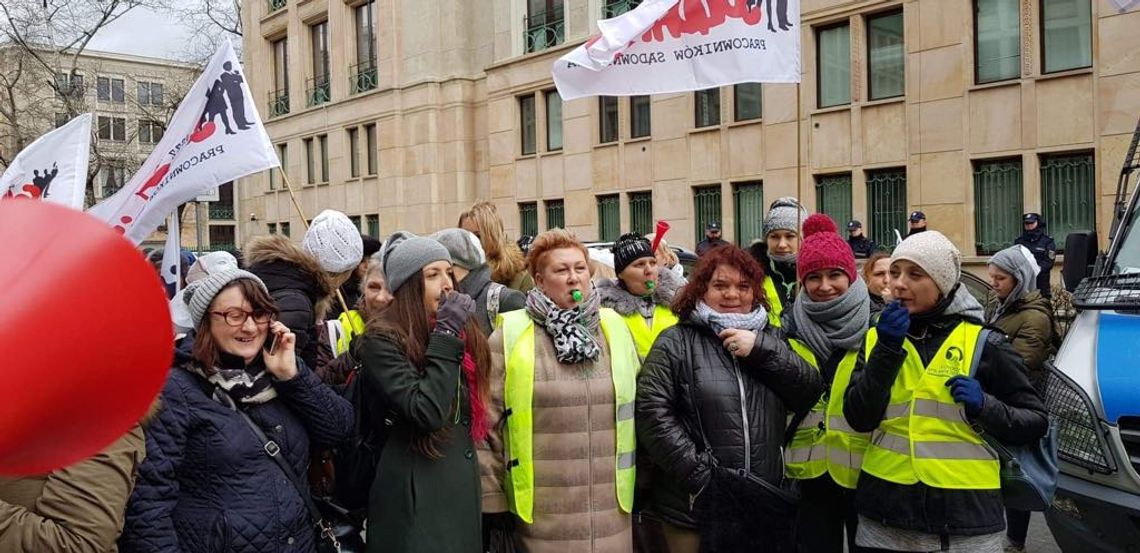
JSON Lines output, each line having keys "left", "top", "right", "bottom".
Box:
{"left": 88, "top": 40, "right": 277, "bottom": 244}
{"left": 553, "top": 0, "right": 800, "bottom": 100}
{"left": 0, "top": 114, "right": 92, "bottom": 209}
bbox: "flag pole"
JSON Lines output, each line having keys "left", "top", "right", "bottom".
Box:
{"left": 278, "top": 169, "right": 353, "bottom": 315}
{"left": 796, "top": 81, "right": 803, "bottom": 232}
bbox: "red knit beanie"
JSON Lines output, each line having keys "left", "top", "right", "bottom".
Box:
{"left": 797, "top": 214, "right": 857, "bottom": 282}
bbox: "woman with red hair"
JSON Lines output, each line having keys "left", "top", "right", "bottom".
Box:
{"left": 635, "top": 245, "right": 821, "bottom": 553}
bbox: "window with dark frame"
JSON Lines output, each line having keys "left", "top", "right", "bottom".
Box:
{"left": 600, "top": 96, "right": 619, "bottom": 143}
{"left": 304, "top": 137, "right": 315, "bottom": 184}
{"left": 734, "top": 83, "right": 762, "bottom": 121}
{"left": 545, "top": 199, "right": 565, "bottom": 230}
{"left": 973, "top": 158, "right": 1024, "bottom": 255}
{"left": 1040, "top": 152, "right": 1095, "bottom": 252}
{"left": 597, "top": 194, "right": 620, "bottom": 242}
{"left": 867, "top": 10, "right": 904, "bottom": 100}
{"left": 817, "top": 23, "right": 851, "bottom": 108}
{"left": 519, "top": 202, "right": 539, "bottom": 236}
{"left": 1041, "top": 0, "right": 1092, "bottom": 74}
{"left": 974, "top": 0, "right": 1021, "bottom": 84}
{"left": 733, "top": 181, "right": 764, "bottom": 246}
{"left": 629, "top": 191, "right": 653, "bottom": 236}
{"left": 693, "top": 185, "right": 722, "bottom": 244}
{"left": 694, "top": 88, "right": 720, "bottom": 128}
{"left": 520, "top": 94, "right": 537, "bottom": 155}
{"left": 630, "top": 95, "right": 651, "bottom": 138}
{"left": 348, "top": 127, "right": 360, "bottom": 178}
{"left": 365, "top": 123, "right": 378, "bottom": 175}
{"left": 318, "top": 134, "right": 329, "bottom": 183}
{"left": 546, "top": 90, "right": 563, "bottom": 151}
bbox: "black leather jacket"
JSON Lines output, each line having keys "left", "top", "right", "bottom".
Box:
{"left": 635, "top": 322, "right": 822, "bottom": 528}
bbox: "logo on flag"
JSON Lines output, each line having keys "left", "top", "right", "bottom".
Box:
{"left": 0, "top": 113, "right": 92, "bottom": 209}
{"left": 88, "top": 41, "right": 278, "bottom": 244}
{"left": 553, "top": 0, "right": 800, "bottom": 100}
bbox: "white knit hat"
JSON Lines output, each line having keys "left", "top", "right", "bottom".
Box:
{"left": 891, "top": 230, "right": 961, "bottom": 296}
{"left": 302, "top": 210, "right": 364, "bottom": 273}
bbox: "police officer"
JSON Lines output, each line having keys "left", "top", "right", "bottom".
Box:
{"left": 1013, "top": 213, "right": 1057, "bottom": 298}
{"left": 696, "top": 221, "right": 729, "bottom": 256}
{"left": 906, "top": 211, "right": 927, "bottom": 237}
{"left": 846, "top": 220, "right": 877, "bottom": 259}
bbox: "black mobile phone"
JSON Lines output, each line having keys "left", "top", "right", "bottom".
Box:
{"left": 264, "top": 332, "right": 279, "bottom": 355}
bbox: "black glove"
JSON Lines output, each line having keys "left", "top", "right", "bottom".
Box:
{"left": 876, "top": 300, "right": 910, "bottom": 350}
{"left": 435, "top": 291, "right": 475, "bottom": 337}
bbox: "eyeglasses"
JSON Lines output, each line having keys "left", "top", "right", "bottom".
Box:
{"left": 209, "top": 309, "right": 273, "bottom": 327}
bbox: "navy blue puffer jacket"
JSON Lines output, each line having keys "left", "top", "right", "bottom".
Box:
{"left": 120, "top": 338, "right": 352, "bottom": 553}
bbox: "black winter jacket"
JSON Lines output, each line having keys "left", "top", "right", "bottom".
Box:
{"left": 120, "top": 338, "right": 353, "bottom": 553}
{"left": 843, "top": 313, "right": 1048, "bottom": 536}
{"left": 747, "top": 242, "right": 798, "bottom": 311}
{"left": 635, "top": 322, "right": 822, "bottom": 529}
{"left": 246, "top": 235, "right": 336, "bottom": 372}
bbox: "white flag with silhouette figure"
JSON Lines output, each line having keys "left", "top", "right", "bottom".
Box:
{"left": 553, "top": 0, "right": 800, "bottom": 100}
{"left": 88, "top": 40, "right": 277, "bottom": 244}
{"left": 0, "top": 113, "right": 92, "bottom": 209}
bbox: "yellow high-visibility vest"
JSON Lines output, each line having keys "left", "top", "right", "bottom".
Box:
{"left": 860, "top": 322, "right": 1000, "bottom": 490}
{"left": 784, "top": 340, "right": 870, "bottom": 489}
{"left": 499, "top": 308, "right": 639, "bottom": 523}
{"left": 334, "top": 310, "right": 366, "bottom": 356}
{"left": 764, "top": 276, "right": 784, "bottom": 328}
{"left": 620, "top": 305, "right": 680, "bottom": 360}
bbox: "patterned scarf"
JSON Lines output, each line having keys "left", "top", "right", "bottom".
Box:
{"left": 689, "top": 301, "right": 769, "bottom": 335}
{"left": 525, "top": 283, "right": 602, "bottom": 364}
{"left": 791, "top": 278, "right": 870, "bottom": 362}
{"left": 188, "top": 362, "right": 278, "bottom": 405}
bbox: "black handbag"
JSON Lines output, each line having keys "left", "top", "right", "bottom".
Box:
{"left": 688, "top": 358, "right": 800, "bottom": 553}
{"left": 212, "top": 387, "right": 345, "bottom": 553}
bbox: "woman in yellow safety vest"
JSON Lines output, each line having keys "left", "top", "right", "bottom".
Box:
{"left": 843, "top": 231, "right": 1048, "bottom": 552}
{"left": 781, "top": 214, "right": 872, "bottom": 553}
{"left": 481, "top": 229, "right": 641, "bottom": 553}
{"left": 636, "top": 245, "right": 821, "bottom": 553}
{"left": 596, "top": 233, "right": 683, "bottom": 361}
{"left": 747, "top": 197, "right": 807, "bottom": 328}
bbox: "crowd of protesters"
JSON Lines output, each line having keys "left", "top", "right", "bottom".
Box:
{"left": 0, "top": 198, "right": 1059, "bottom": 553}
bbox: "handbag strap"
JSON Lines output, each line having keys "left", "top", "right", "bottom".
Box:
{"left": 211, "top": 387, "right": 337, "bottom": 543}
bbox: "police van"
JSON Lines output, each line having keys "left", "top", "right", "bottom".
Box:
{"left": 1045, "top": 120, "right": 1140, "bottom": 551}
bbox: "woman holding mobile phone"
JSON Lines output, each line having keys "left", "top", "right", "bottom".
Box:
{"left": 121, "top": 269, "right": 353, "bottom": 553}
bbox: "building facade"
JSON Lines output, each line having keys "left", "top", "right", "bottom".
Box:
{"left": 240, "top": 0, "right": 1138, "bottom": 263}
{"left": 0, "top": 46, "right": 233, "bottom": 251}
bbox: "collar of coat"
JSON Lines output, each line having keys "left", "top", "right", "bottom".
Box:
{"left": 595, "top": 268, "right": 682, "bottom": 316}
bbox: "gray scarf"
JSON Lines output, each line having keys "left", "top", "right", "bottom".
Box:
{"left": 690, "top": 301, "right": 769, "bottom": 335}
{"left": 525, "top": 283, "right": 602, "bottom": 364}
{"left": 944, "top": 284, "right": 986, "bottom": 323}
{"left": 791, "top": 278, "right": 870, "bottom": 362}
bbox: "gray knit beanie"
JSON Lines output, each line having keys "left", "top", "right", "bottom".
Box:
{"left": 891, "top": 230, "right": 961, "bottom": 296}
{"left": 430, "top": 228, "right": 486, "bottom": 271}
{"left": 384, "top": 236, "right": 453, "bottom": 293}
{"left": 302, "top": 210, "right": 364, "bottom": 273}
{"left": 182, "top": 269, "right": 268, "bottom": 327}
{"left": 763, "top": 197, "right": 808, "bottom": 237}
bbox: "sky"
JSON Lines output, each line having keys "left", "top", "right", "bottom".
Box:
{"left": 86, "top": 5, "right": 199, "bottom": 61}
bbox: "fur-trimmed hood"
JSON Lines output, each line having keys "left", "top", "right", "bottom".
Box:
{"left": 596, "top": 266, "right": 683, "bottom": 316}
{"left": 244, "top": 234, "right": 336, "bottom": 319}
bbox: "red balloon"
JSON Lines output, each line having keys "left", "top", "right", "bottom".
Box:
{"left": 0, "top": 201, "right": 172, "bottom": 475}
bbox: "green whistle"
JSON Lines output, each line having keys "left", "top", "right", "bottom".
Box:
{"left": 646, "top": 281, "right": 656, "bottom": 290}
{"left": 571, "top": 289, "right": 583, "bottom": 303}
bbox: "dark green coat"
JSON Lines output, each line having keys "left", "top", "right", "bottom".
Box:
{"left": 359, "top": 332, "right": 481, "bottom": 553}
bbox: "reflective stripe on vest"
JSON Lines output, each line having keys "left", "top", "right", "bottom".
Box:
{"left": 335, "top": 310, "right": 366, "bottom": 356}
{"left": 860, "top": 323, "right": 1000, "bottom": 490}
{"left": 784, "top": 339, "right": 869, "bottom": 489}
{"left": 621, "top": 305, "right": 680, "bottom": 360}
{"left": 763, "top": 276, "right": 783, "bottom": 328}
{"left": 499, "top": 308, "right": 639, "bottom": 523}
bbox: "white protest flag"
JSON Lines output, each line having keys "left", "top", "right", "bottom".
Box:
{"left": 553, "top": 0, "right": 800, "bottom": 100}
{"left": 160, "top": 212, "right": 181, "bottom": 291}
{"left": 0, "top": 113, "right": 92, "bottom": 209}
{"left": 88, "top": 40, "right": 278, "bottom": 244}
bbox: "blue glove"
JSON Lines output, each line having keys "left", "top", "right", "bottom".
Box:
{"left": 876, "top": 300, "right": 910, "bottom": 349}
{"left": 946, "top": 375, "right": 986, "bottom": 417}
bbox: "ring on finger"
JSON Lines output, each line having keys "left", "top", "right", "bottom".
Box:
{"left": 729, "top": 342, "right": 739, "bottom": 352}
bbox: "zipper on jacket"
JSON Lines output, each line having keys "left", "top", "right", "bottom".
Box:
{"left": 732, "top": 358, "right": 751, "bottom": 474}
